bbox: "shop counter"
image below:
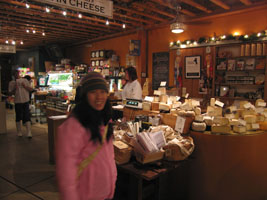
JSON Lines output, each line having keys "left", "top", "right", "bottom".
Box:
{"left": 188, "top": 131, "right": 267, "bottom": 200}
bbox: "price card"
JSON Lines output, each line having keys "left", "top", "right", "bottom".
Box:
{"left": 144, "top": 96, "right": 154, "bottom": 102}
{"left": 252, "top": 123, "right": 260, "bottom": 129}
{"left": 175, "top": 116, "right": 186, "bottom": 133}
{"left": 185, "top": 93, "right": 189, "bottom": 99}
{"left": 154, "top": 90, "right": 161, "bottom": 96}
{"left": 160, "top": 81, "right": 166, "bottom": 87}
{"left": 238, "top": 119, "right": 247, "bottom": 126}
{"left": 215, "top": 100, "right": 224, "bottom": 107}
{"left": 258, "top": 102, "right": 266, "bottom": 107}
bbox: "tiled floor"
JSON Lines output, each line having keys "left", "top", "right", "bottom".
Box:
{"left": 0, "top": 109, "right": 59, "bottom": 200}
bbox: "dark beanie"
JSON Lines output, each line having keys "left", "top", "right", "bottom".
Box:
{"left": 79, "top": 72, "right": 108, "bottom": 96}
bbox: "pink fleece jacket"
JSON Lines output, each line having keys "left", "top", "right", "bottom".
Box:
{"left": 56, "top": 116, "right": 117, "bottom": 200}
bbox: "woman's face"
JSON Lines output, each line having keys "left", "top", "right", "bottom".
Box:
{"left": 125, "top": 71, "right": 130, "bottom": 81}
{"left": 87, "top": 89, "right": 108, "bottom": 111}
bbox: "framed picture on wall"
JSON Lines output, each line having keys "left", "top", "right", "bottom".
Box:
{"left": 185, "top": 55, "right": 201, "bottom": 79}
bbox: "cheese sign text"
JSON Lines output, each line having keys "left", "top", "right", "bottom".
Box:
{"left": 34, "top": 0, "right": 113, "bottom": 18}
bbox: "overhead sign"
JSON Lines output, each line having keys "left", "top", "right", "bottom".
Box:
{"left": 0, "top": 45, "right": 16, "bottom": 53}
{"left": 35, "top": 0, "right": 113, "bottom": 18}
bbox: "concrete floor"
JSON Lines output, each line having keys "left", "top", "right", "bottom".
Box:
{"left": 0, "top": 109, "right": 59, "bottom": 200}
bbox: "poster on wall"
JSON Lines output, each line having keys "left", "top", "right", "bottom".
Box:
{"left": 152, "top": 52, "right": 169, "bottom": 90}
{"left": 185, "top": 55, "right": 201, "bottom": 79}
{"left": 129, "top": 40, "right": 140, "bottom": 56}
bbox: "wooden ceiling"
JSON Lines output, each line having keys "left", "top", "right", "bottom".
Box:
{"left": 0, "top": 0, "right": 266, "bottom": 50}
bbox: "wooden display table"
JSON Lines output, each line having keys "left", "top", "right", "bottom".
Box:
{"left": 115, "top": 160, "right": 189, "bottom": 200}
{"left": 188, "top": 131, "right": 267, "bottom": 200}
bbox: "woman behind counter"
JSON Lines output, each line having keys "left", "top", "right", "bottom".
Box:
{"left": 114, "top": 66, "right": 142, "bottom": 100}
{"left": 56, "top": 72, "right": 117, "bottom": 200}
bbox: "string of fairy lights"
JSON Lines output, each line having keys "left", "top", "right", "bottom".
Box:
{"left": 4, "top": 1, "right": 127, "bottom": 46}
{"left": 169, "top": 30, "right": 267, "bottom": 49}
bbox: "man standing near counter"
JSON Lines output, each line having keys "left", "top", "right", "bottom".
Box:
{"left": 8, "top": 70, "right": 33, "bottom": 138}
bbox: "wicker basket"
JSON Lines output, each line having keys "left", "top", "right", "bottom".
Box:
{"left": 163, "top": 136, "right": 194, "bottom": 161}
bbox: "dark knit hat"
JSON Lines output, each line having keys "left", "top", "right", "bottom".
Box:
{"left": 80, "top": 72, "right": 109, "bottom": 95}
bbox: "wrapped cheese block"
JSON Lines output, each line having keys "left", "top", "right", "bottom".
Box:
{"left": 142, "top": 102, "right": 151, "bottom": 111}
{"left": 230, "top": 119, "right": 239, "bottom": 126}
{"left": 159, "top": 103, "right": 171, "bottom": 111}
{"left": 195, "top": 115, "right": 204, "bottom": 122}
{"left": 194, "top": 107, "right": 201, "bottom": 115}
{"left": 207, "top": 106, "right": 222, "bottom": 116}
{"left": 241, "top": 109, "right": 256, "bottom": 117}
{"left": 233, "top": 125, "right": 246, "bottom": 133}
{"left": 204, "top": 116, "right": 213, "bottom": 126}
{"left": 151, "top": 102, "right": 159, "bottom": 111}
{"left": 213, "top": 116, "right": 229, "bottom": 126}
{"left": 251, "top": 123, "right": 260, "bottom": 130}
{"left": 256, "top": 115, "right": 265, "bottom": 122}
{"left": 211, "top": 124, "right": 231, "bottom": 134}
{"left": 192, "top": 122, "right": 206, "bottom": 132}
{"left": 255, "top": 99, "right": 266, "bottom": 107}
{"left": 159, "top": 94, "right": 168, "bottom": 103}
{"left": 244, "top": 115, "right": 257, "bottom": 123}
{"left": 246, "top": 123, "right": 253, "bottom": 131}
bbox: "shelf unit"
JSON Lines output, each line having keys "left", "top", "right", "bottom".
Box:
{"left": 214, "top": 42, "right": 267, "bottom": 101}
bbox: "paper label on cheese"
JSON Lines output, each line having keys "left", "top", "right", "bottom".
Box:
{"left": 144, "top": 96, "right": 154, "bottom": 102}
{"left": 175, "top": 116, "right": 186, "bottom": 133}
{"left": 215, "top": 100, "right": 224, "bottom": 107}
{"left": 238, "top": 119, "right": 247, "bottom": 126}
{"left": 154, "top": 90, "right": 161, "bottom": 96}
{"left": 258, "top": 102, "right": 266, "bottom": 107}
{"left": 185, "top": 93, "right": 189, "bottom": 98}
{"left": 252, "top": 123, "right": 259, "bottom": 129}
{"left": 160, "top": 81, "right": 166, "bottom": 87}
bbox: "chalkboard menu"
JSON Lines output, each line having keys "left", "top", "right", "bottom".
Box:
{"left": 152, "top": 52, "right": 169, "bottom": 90}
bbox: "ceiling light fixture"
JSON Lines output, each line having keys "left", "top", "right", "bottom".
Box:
{"left": 170, "top": 5, "right": 184, "bottom": 34}
{"left": 26, "top": 3, "right": 30, "bottom": 9}
{"left": 78, "top": 13, "right": 82, "bottom": 18}
{"left": 46, "top": 7, "right": 50, "bottom": 13}
{"left": 26, "top": 29, "right": 29, "bottom": 33}
{"left": 5, "top": 40, "right": 9, "bottom": 44}
{"left": 122, "top": 23, "right": 126, "bottom": 29}
{"left": 32, "top": 30, "right": 36, "bottom": 34}
{"left": 106, "top": 20, "right": 109, "bottom": 25}
{"left": 12, "top": 41, "right": 16, "bottom": 45}
{"left": 42, "top": 32, "right": 46, "bottom": 36}
{"left": 20, "top": 41, "right": 24, "bottom": 45}
{"left": 63, "top": 11, "right": 67, "bottom": 16}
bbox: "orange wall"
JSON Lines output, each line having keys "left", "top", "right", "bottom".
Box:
{"left": 65, "top": 5, "right": 267, "bottom": 91}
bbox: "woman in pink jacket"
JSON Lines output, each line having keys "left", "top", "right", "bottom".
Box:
{"left": 56, "top": 72, "right": 117, "bottom": 200}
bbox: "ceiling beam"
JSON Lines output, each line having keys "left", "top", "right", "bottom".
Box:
{"left": 209, "top": 0, "right": 230, "bottom": 10}
{"left": 181, "top": 0, "right": 212, "bottom": 13}
{"left": 150, "top": 0, "right": 196, "bottom": 17}
{"left": 239, "top": 0, "right": 252, "bottom": 6}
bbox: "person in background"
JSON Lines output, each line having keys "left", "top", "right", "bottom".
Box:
{"left": 8, "top": 70, "right": 33, "bottom": 138}
{"left": 56, "top": 72, "right": 117, "bottom": 200}
{"left": 24, "top": 75, "right": 34, "bottom": 104}
{"left": 114, "top": 66, "right": 142, "bottom": 100}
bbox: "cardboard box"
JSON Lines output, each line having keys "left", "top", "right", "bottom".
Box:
{"left": 135, "top": 150, "right": 164, "bottom": 164}
{"left": 113, "top": 141, "right": 132, "bottom": 165}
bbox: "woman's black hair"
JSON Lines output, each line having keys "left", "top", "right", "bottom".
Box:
{"left": 71, "top": 94, "right": 113, "bottom": 143}
{"left": 125, "top": 66, "right": 138, "bottom": 81}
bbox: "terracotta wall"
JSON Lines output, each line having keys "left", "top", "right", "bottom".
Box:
{"left": 65, "top": 5, "right": 267, "bottom": 92}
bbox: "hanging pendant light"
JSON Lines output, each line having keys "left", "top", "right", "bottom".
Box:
{"left": 170, "top": 5, "right": 185, "bottom": 34}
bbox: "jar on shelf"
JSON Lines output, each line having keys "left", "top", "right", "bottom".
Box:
{"left": 245, "top": 44, "right": 251, "bottom": 56}
{"left": 256, "top": 43, "right": 262, "bottom": 56}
